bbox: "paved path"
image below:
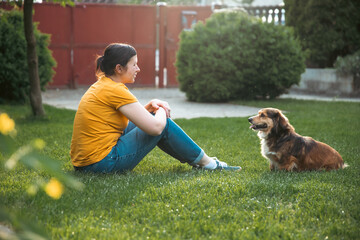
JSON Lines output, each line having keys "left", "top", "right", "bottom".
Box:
{"left": 42, "top": 88, "right": 359, "bottom": 119}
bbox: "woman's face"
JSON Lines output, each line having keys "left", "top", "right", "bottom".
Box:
{"left": 120, "top": 55, "right": 140, "bottom": 84}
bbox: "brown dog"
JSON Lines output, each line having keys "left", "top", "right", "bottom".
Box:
{"left": 248, "top": 108, "right": 346, "bottom": 171}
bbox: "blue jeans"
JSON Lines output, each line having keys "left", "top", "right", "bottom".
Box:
{"left": 75, "top": 118, "right": 204, "bottom": 173}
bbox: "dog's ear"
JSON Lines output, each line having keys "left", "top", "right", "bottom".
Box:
{"left": 272, "top": 111, "right": 292, "bottom": 135}
{"left": 279, "top": 111, "right": 288, "bottom": 129}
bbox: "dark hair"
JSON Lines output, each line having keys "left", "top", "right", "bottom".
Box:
{"left": 96, "top": 43, "right": 137, "bottom": 76}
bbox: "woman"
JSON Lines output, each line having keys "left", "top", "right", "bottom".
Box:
{"left": 70, "top": 43, "right": 241, "bottom": 173}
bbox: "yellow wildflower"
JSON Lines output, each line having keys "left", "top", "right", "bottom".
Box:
{"left": 0, "top": 113, "right": 15, "bottom": 135}
{"left": 33, "top": 138, "right": 46, "bottom": 150}
{"left": 45, "top": 178, "right": 64, "bottom": 199}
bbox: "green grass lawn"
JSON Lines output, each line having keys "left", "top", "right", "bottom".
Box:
{"left": 0, "top": 99, "right": 359, "bottom": 239}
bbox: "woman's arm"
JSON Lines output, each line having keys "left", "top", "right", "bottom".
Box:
{"left": 119, "top": 102, "right": 167, "bottom": 136}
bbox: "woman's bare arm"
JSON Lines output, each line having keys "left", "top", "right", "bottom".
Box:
{"left": 119, "top": 102, "right": 167, "bottom": 136}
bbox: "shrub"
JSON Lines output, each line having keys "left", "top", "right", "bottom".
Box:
{"left": 284, "top": 0, "right": 360, "bottom": 68}
{"left": 176, "top": 11, "right": 305, "bottom": 102}
{"left": 0, "top": 9, "right": 56, "bottom": 103}
{"left": 335, "top": 50, "right": 360, "bottom": 92}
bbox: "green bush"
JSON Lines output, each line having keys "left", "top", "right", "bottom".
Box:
{"left": 335, "top": 50, "right": 360, "bottom": 92}
{"left": 335, "top": 50, "right": 360, "bottom": 76}
{"left": 176, "top": 11, "right": 305, "bottom": 102}
{"left": 284, "top": 0, "right": 360, "bottom": 68}
{"left": 0, "top": 9, "right": 56, "bottom": 103}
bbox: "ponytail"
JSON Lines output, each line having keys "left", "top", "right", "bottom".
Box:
{"left": 96, "top": 55, "right": 105, "bottom": 76}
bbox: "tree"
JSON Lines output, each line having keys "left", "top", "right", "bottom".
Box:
{"left": 284, "top": 0, "right": 360, "bottom": 68}
{"left": 24, "top": 0, "right": 45, "bottom": 116}
{"left": 6, "top": 0, "right": 73, "bottom": 117}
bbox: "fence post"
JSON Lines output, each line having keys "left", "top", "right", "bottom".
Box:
{"left": 157, "top": 2, "right": 167, "bottom": 88}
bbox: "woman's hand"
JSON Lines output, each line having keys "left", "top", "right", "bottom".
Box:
{"left": 145, "top": 99, "right": 171, "bottom": 118}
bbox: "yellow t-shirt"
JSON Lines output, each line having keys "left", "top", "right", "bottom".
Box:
{"left": 70, "top": 76, "right": 138, "bottom": 167}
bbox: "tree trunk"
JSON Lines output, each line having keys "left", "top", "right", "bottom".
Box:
{"left": 23, "top": 0, "right": 45, "bottom": 117}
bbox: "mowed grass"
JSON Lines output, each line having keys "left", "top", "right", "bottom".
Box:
{"left": 0, "top": 99, "right": 359, "bottom": 239}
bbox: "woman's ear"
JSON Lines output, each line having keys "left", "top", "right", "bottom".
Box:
{"left": 116, "top": 64, "right": 123, "bottom": 74}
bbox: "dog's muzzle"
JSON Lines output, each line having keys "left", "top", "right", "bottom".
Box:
{"left": 248, "top": 117, "right": 267, "bottom": 130}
